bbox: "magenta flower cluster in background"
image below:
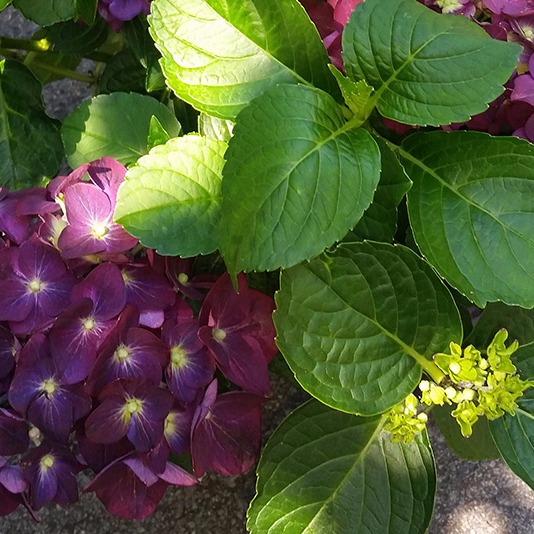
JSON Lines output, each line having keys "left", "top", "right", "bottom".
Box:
{"left": 301, "top": 0, "right": 534, "bottom": 142}
{"left": 0, "top": 158, "right": 277, "bottom": 520}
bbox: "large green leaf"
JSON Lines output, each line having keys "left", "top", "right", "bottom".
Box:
{"left": 148, "top": 0, "right": 337, "bottom": 120}
{"left": 219, "top": 84, "right": 380, "bottom": 275}
{"left": 61, "top": 92, "right": 182, "bottom": 167}
{"left": 466, "top": 302, "right": 534, "bottom": 379}
{"left": 0, "top": 60, "right": 63, "bottom": 189}
{"left": 247, "top": 399, "right": 436, "bottom": 534}
{"left": 13, "top": 0, "right": 76, "bottom": 25}
{"left": 432, "top": 406, "right": 499, "bottom": 461}
{"left": 490, "top": 388, "right": 534, "bottom": 489}
{"left": 346, "top": 135, "right": 411, "bottom": 242}
{"left": 114, "top": 135, "right": 226, "bottom": 257}
{"left": 275, "top": 242, "right": 463, "bottom": 415}
{"left": 402, "top": 131, "right": 534, "bottom": 308}
{"left": 342, "top": 0, "right": 520, "bottom": 126}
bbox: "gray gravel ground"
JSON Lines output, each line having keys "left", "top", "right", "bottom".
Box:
{"left": 1, "top": 5, "right": 534, "bottom": 533}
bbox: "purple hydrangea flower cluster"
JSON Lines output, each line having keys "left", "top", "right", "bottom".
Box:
{"left": 0, "top": 158, "right": 278, "bottom": 520}
{"left": 98, "top": 0, "right": 152, "bottom": 32}
{"left": 301, "top": 0, "right": 534, "bottom": 142}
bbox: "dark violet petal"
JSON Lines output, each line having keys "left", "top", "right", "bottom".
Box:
{"left": 0, "top": 327, "right": 18, "bottom": 379}
{"left": 139, "top": 309, "right": 165, "bottom": 328}
{"left": 8, "top": 362, "right": 55, "bottom": 415}
{"left": 77, "top": 433, "right": 133, "bottom": 474}
{"left": 164, "top": 408, "right": 192, "bottom": 456}
{"left": 122, "top": 264, "right": 176, "bottom": 313}
{"left": 0, "top": 409, "right": 29, "bottom": 455}
{"left": 0, "top": 485, "right": 22, "bottom": 516}
{"left": 191, "top": 391, "right": 263, "bottom": 477}
{"left": 0, "top": 194, "right": 32, "bottom": 244}
{"left": 27, "top": 385, "right": 91, "bottom": 443}
{"left": 49, "top": 298, "right": 100, "bottom": 384}
{"left": 71, "top": 263, "right": 126, "bottom": 321}
{"left": 17, "top": 236, "right": 69, "bottom": 282}
{"left": 0, "top": 279, "right": 35, "bottom": 322}
{"left": 99, "top": 223, "right": 138, "bottom": 255}
{"left": 84, "top": 395, "right": 129, "bottom": 445}
{"left": 164, "top": 321, "right": 215, "bottom": 404}
{"left": 57, "top": 224, "right": 107, "bottom": 258}
{"left": 85, "top": 456, "right": 168, "bottom": 520}
{"left": 47, "top": 164, "right": 89, "bottom": 198}
{"left": 198, "top": 327, "right": 270, "bottom": 396}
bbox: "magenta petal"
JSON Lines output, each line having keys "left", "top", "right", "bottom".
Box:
{"left": 0, "top": 465, "right": 26, "bottom": 494}
{"left": 511, "top": 73, "right": 534, "bottom": 106}
{"left": 123, "top": 456, "right": 159, "bottom": 486}
{"left": 109, "top": 0, "right": 143, "bottom": 20}
{"left": 158, "top": 462, "right": 196, "bottom": 486}
{"left": 85, "top": 457, "right": 168, "bottom": 520}
{"left": 191, "top": 390, "right": 263, "bottom": 477}
{"left": 86, "top": 157, "right": 127, "bottom": 204}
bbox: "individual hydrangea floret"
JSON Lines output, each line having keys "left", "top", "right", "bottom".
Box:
{"left": 383, "top": 394, "right": 429, "bottom": 443}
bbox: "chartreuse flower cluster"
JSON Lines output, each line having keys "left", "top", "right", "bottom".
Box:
{"left": 384, "top": 330, "right": 532, "bottom": 442}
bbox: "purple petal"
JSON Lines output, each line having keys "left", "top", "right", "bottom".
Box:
{"left": 86, "top": 157, "right": 127, "bottom": 205}
{"left": 84, "top": 395, "right": 130, "bottom": 444}
{"left": 109, "top": 0, "right": 143, "bottom": 20}
{"left": 0, "top": 464, "right": 27, "bottom": 494}
{"left": 0, "top": 409, "right": 29, "bottom": 455}
{"left": 77, "top": 433, "right": 133, "bottom": 474}
{"left": 71, "top": 262, "right": 126, "bottom": 321}
{"left": 512, "top": 73, "right": 534, "bottom": 106}
{"left": 158, "top": 462, "right": 196, "bottom": 486}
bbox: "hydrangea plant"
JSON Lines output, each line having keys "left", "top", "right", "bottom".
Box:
{"left": 1, "top": 0, "right": 534, "bottom": 532}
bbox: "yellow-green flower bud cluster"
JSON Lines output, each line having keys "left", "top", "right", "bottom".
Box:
{"left": 421, "top": 329, "right": 531, "bottom": 437}
{"left": 383, "top": 393, "right": 428, "bottom": 443}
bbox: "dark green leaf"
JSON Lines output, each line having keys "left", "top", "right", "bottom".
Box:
{"left": 114, "top": 135, "right": 226, "bottom": 257}
{"left": 347, "top": 135, "right": 411, "bottom": 242}
{"left": 13, "top": 0, "right": 76, "bottom": 25}
{"left": 219, "top": 84, "right": 380, "bottom": 274}
{"left": 0, "top": 60, "right": 63, "bottom": 189}
{"left": 402, "top": 131, "right": 534, "bottom": 308}
{"left": 149, "top": 0, "right": 337, "bottom": 119}
{"left": 61, "top": 92, "right": 182, "bottom": 166}
{"left": 342, "top": 0, "right": 520, "bottom": 126}
{"left": 274, "top": 242, "right": 463, "bottom": 415}
{"left": 490, "top": 388, "right": 534, "bottom": 489}
{"left": 75, "top": 0, "right": 97, "bottom": 23}
{"left": 0, "top": 1, "right": 13, "bottom": 11}
{"left": 98, "top": 49, "right": 146, "bottom": 94}
{"left": 24, "top": 51, "right": 81, "bottom": 85}
{"left": 432, "top": 406, "right": 499, "bottom": 461}
{"left": 45, "top": 18, "right": 108, "bottom": 55}
{"left": 248, "top": 399, "right": 436, "bottom": 534}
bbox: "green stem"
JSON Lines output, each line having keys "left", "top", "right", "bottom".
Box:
{"left": 0, "top": 36, "right": 52, "bottom": 53}
{"left": 31, "top": 62, "right": 96, "bottom": 84}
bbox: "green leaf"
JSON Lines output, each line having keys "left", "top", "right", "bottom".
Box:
{"left": 148, "top": 0, "right": 337, "bottom": 120}
{"left": 75, "top": 0, "right": 97, "bottom": 23}
{"left": 342, "top": 0, "right": 520, "bottom": 126}
{"left": 490, "top": 388, "right": 534, "bottom": 489}
{"left": 24, "top": 51, "right": 81, "bottom": 85}
{"left": 247, "top": 399, "right": 436, "bottom": 534}
{"left": 114, "top": 135, "right": 226, "bottom": 257}
{"left": 97, "top": 49, "right": 147, "bottom": 94}
{"left": 13, "top": 0, "right": 76, "bottom": 25}
{"left": 0, "top": 60, "right": 63, "bottom": 189}
{"left": 219, "top": 84, "right": 380, "bottom": 274}
{"left": 347, "top": 135, "right": 411, "bottom": 243}
{"left": 274, "top": 241, "right": 463, "bottom": 415}
{"left": 466, "top": 302, "right": 534, "bottom": 379}
{"left": 146, "top": 115, "right": 171, "bottom": 151}
{"left": 328, "top": 65, "right": 373, "bottom": 122}
{"left": 45, "top": 18, "right": 108, "bottom": 55}
{"left": 402, "top": 131, "right": 534, "bottom": 308}
{"left": 198, "top": 113, "right": 234, "bottom": 142}
{"left": 61, "top": 92, "right": 182, "bottom": 167}
{"left": 0, "top": 1, "right": 13, "bottom": 11}
{"left": 432, "top": 406, "right": 499, "bottom": 461}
